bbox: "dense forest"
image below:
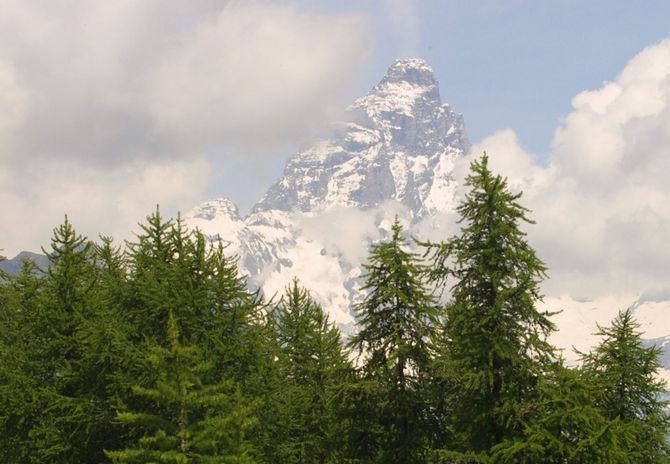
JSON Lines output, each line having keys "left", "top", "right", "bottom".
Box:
{"left": 1, "top": 155, "right": 668, "bottom": 463}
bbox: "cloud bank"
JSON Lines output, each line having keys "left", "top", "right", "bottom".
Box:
{"left": 0, "top": 1, "right": 372, "bottom": 256}
{"left": 468, "top": 39, "right": 670, "bottom": 299}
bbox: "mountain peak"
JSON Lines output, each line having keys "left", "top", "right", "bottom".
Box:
{"left": 357, "top": 57, "right": 442, "bottom": 120}
{"left": 252, "top": 57, "right": 468, "bottom": 216}
{"left": 187, "top": 197, "right": 240, "bottom": 222}
{"left": 381, "top": 58, "right": 437, "bottom": 87}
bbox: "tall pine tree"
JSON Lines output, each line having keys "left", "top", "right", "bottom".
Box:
{"left": 270, "top": 279, "right": 350, "bottom": 464}
{"left": 581, "top": 309, "right": 670, "bottom": 463}
{"left": 424, "top": 154, "right": 555, "bottom": 457}
{"left": 348, "top": 217, "right": 437, "bottom": 463}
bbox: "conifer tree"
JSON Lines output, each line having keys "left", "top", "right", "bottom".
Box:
{"left": 77, "top": 236, "right": 135, "bottom": 455}
{"left": 0, "top": 218, "right": 125, "bottom": 462}
{"left": 348, "top": 217, "right": 437, "bottom": 463}
{"left": 271, "top": 279, "right": 349, "bottom": 464}
{"left": 109, "top": 209, "right": 262, "bottom": 462}
{"left": 0, "top": 259, "right": 45, "bottom": 460}
{"left": 26, "top": 218, "right": 106, "bottom": 462}
{"left": 424, "top": 154, "right": 555, "bottom": 456}
{"left": 107, "top": 311, "right": 257, "bottom": 463}
{"left": 490, "top": 360, "right": 629, "bottom": 463}
{"left": 581, "top": 309, "right": 670, "bottom": 462}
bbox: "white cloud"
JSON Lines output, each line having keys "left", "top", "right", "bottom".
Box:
{"left": 468, "top": 39, "right": 670, "bottom": 299}
{"left": 295, "top": 207, "right": 379, "bottom": 264}
{"left": 0, "top": 1, "right": 373, "bottom": 256}
{"left": 147, "top": 2, "right": 372, "bottom": 150}
{"left": 0, "top": 59, "right": 27, "bottom": 155}
{"left": 0, "top": 158, "right": 210, "bottom": 256}
{"left": 467, "top": 129, "right": 550, "bottom": 193}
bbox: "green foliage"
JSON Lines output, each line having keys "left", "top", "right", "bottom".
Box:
{"left": 107, "top": 312, "right": 257, "bottom": 463}
{"left": 0, "top": 217, "right": 123, "bottom": 462}
{"left": 270, "top": 279, "right": 350, "bottom": 463}
{"left": 348, "top": 217, "right": 437, "bottom": 463}
{"left": 424, "top": 154, "right": 555, "bottom": 455}
{"left": 0, "top": 259, "right": 44, "bottom": 462}
{"left": 490, "top": 361, "right": 629, "bottom": 463}
{"left": 108, "top": 210, "right": 263, "bottom": 462}
{"left": 581, "top": 309, "right": 670, "bottom": 462}
{"left": 428, "top": 449, "right": 490, "bottom": 464}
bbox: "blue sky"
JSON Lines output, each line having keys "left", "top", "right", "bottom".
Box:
{"left": 315, "top": 0, "right": 670, "bottom": 156}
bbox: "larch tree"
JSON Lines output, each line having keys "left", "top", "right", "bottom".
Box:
{"left": 271, "top": 279, "right": 350, "bottom": 464}
{"left": 581, "top": 309, "right": 670, "bottom": 463}
{"left": 423, "top": 154, "right": 555, "bottom": 457}
{"left": 348, "top": 217, "right": 437, "bottom": 463}
{"left": 107, "top": 210, "right": 260, "bottom": 463}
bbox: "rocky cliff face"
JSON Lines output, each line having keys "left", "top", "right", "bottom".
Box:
{"left": 184, "top": 58, "right": 467, "bottom": 330}
{"left": 253, "top": 58, "right": 469, "bottom": 218}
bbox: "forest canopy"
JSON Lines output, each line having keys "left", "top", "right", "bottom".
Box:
{"left": 0, "top": 155, "right": 667, "bottom": 463}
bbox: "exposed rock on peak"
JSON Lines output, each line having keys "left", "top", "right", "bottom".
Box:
{"left": 188, "top": 197, "right": 240, "bottom": 221}
{"left": 253, "top": 58, "right": 469, "bottom": 216}
{"left": 380, "top": 58, "right": 438, "bottom": 87}
{"left": 186, "top": 57, "right": 470, "bottom": 331}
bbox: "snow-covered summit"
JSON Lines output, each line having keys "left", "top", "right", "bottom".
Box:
{"left": 380, "top": 58, "right": 438, "bottom": 87}
{"left": 183, "top": 57, "right": 471, "bottom": 331}
{"left": 188, "top": 197, "right": 240, "bottom": 222}
{"left": 253, "top": 59, "right": 469, "bottom": 217}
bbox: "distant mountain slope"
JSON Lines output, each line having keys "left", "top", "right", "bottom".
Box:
{"left": 1, "top": 251, "right": 49, "bottom": 275}
{"left": 184, "top": 59, "right": 468, "bottom": 331}
{"left": 254, "top": 58, "right": 469, "bottom": 218}
{"left": 183, "top": 58, "right": 670, "bottom": 382}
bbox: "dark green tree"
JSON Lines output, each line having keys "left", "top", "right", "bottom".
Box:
{"left": 108, "top": 210, "right": 263, "bottom": 462}
{"left": 348, "top": 217, "right": 437, "bottom": 463}
{"left": 423, "top": 154, "right": 555, "bottom": 456}
{"left": 271, "top": 279, "right": 350, "bottom": 464}
{"left": 490, "top": 360, "right": 629, "bottom": 463}
{"left": 581, "top": 309, "right": 670, "bottom": 463}
{"left": 107, "top": 311, "right": 257, "bottom": 463}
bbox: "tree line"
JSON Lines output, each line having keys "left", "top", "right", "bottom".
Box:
{"left": 1, "top": 155, "right": 668, "bottom": 463}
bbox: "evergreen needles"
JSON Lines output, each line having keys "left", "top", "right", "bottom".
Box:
{"left": 0, "top": 155, "right": 667, "bottom": 463}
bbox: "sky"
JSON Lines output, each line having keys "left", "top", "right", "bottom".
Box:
{"left": 1, "top": 0, "right": 669, "bottom": 299}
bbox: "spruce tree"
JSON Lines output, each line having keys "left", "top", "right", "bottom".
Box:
{"left": 348, "top": 217, "right": 437, "bottom": 463}
{"left": 581, "top": 309, "right": 670, "bottom": 462}
{"left": 424, "top": 154, "right": 555, "bottom": 456}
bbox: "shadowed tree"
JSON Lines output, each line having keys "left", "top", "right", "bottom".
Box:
{"left": 270, "top": 279, "right": 350, "bottom": 464}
